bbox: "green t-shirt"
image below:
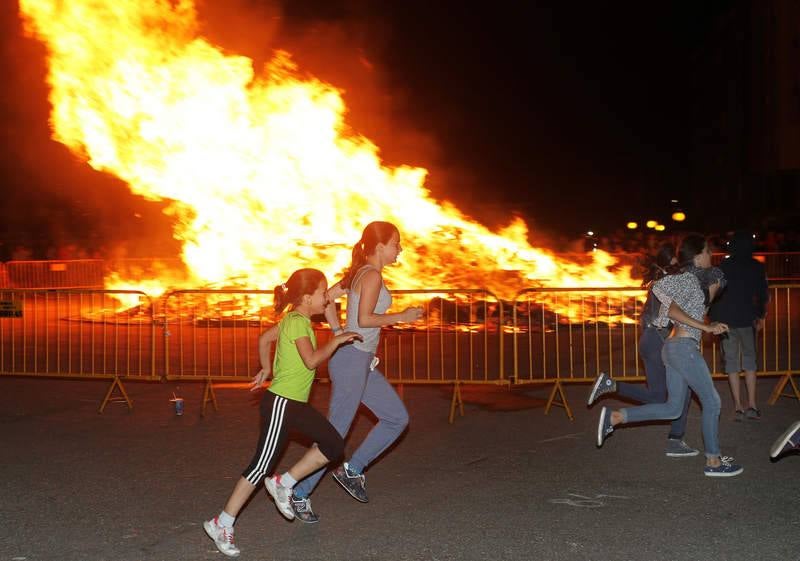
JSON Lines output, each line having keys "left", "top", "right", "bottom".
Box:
{"left": 269, "top": 311, "right": 317, "bottom": 402}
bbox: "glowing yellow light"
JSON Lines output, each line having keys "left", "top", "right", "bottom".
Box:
{"left": 655, "top": 224, "right": 666, "bottom": 232}
{"left": 646, "top": 220, "right": 657, "bottom": 229}
{"left": 671, "top": 211, "right": 686, "bottom": 222}
{"left": 626, "top": 221, "right": 638, "bottom": 229}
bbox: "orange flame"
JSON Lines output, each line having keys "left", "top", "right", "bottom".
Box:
{"left": 19, "top": 0, "right": 639, "bottom": 313}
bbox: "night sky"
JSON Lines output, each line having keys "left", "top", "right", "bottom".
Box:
{"left": 0, "top": 0, "right": 742, "bottom": 257}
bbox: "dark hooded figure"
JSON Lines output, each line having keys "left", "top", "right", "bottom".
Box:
{"left": 710, "top": 231, "right": 769, "bottom": 420}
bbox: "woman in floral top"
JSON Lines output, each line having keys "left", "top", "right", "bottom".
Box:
{"left": 596, "top": 234, "right": 744, "bottom": 477}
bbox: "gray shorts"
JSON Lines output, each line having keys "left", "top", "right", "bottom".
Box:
{"left": 721, "top": 326, "right": 758, "bottom": 373}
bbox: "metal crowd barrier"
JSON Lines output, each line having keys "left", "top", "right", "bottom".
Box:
{"left": 0, "top": 289, "right": 156, "bottom": 412}
{"left": 5, "top": 260, "right": 105, "bottom": 288}
{"left": 160, "top": 288, "right": 505, "bottom": 421}
{"left": 379, "top": 289, "right": 505, "bottom": 422}
{"left": 161, "top": 289, "right": 276, "bottom": 415}
{"left": 509, "top": 284, "right": 800, "bottom": 419}
{"left": 0, "top": 284, "right": 796, "bottom": 421}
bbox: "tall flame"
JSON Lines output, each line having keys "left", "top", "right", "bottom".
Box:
{"left": 18, "top": 0, "right": 638, "bottom": 306}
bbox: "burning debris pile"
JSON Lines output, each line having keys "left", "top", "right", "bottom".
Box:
{"left": 19, "top": 0, "right": 640, "bottom": 322}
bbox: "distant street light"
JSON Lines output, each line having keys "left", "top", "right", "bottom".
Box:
{"left": 655, "top": 224, "right": 666, "bottom": 232}
{"left": 626, "top": 221, "right": 638, "bottom": 230}
{"left": 646, "top": 220, "right": 657, "bottom": 229}
{"left": 671, "top": 211, "right": 686, "bottom": 222}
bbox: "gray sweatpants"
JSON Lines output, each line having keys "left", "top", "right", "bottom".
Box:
{"left": 293, "top": 344, "right": 409, "bottom": 498}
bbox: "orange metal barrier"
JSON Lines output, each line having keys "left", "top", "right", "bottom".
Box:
{"left": 5, "top": 260, "right": 105, "bottom": 288}
{"left": 161, "top": 288, "right": 505, "bottom": 421}
{"left": 510, "top": 284, "right": 800, "bottom": 419}
{"left": 161, "top": 289, "right": 276, "bottom": 415}
{"left": 380, "top": 289, "right": 505, "bottom": 422}
{"left": 0, "top": 289, "right": 156, "bottom": 411}
{"left": 1, "top": 283, "right": 796, "bottom": 421}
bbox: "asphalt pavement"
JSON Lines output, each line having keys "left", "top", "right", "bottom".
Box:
{"left": 1, "top": 375, "right": 798, "bottom": 561}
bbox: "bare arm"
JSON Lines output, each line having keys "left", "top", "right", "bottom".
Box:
{"left": 294, "top": 332, "right": 363, "bottom": 370}
{"left": 251, "top": 324, "right": 280, "bottom": 390}
{"left": 708, "top": 281, "right": 721, "bottom": 303}
{"left": 324, "top": 282, "right": 346, "bottom": 333}
{"left": 668, "top": 302, "right": 728, "bottom": 335}
{"left": 356, "top": 270, "right": 423, "bottom": 328}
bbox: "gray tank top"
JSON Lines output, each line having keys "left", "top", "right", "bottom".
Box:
{"left": 345, "top": 265, "right": 392, "bottom": 353}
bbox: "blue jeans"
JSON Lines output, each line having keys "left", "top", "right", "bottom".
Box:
{"left": 293, "top": 345, "right": 409, "bottom": 498}
{"left": 621, "top": 337, "right": 722, "bottom": 458}
{"left": 615, "top": 327, "right": 691, "bottom": 439}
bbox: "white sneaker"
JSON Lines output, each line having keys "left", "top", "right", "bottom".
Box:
{"left": 265, "top": 475, "right": 295, "bottom": 520}
{"left": 203, "top": 517, "right": 240, "bottom": 557}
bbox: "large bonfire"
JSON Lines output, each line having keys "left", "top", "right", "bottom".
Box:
{"left": 18, "top": 0, "right": 638, "bottom": 309}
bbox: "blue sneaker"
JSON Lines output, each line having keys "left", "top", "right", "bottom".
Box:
{"left": 596, "top": 406, "right": 614, "bottom": 447}
{"left": 587, "top": 372, "right": 616, "bottom": 406}
{"left": 704, "top": 456, "right": 743, "bottom": 477}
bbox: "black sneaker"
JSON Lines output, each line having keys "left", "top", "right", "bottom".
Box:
{"left": 332, "top": 462, "right": 368, "bottom": 503}
{"left": 587, "top": 372, "right": 616, "bottom": 406}
{"left": 290, "top": 495, "right": 320, "bottom": 524}
{"left": 664, "top": 438, "right": 700, "bottom": 458}
{"left": 596, "top": 406, "right": 614, "bottom": 447}
{"left": 745, "top": 407, "right": 761, "bottom": 420}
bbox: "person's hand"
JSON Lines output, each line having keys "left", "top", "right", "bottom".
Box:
{"left": 707, "top": 321, "right": 729, "bottom": 335}
{"left": 754, "top": 317, "right": 765, "bottom": 332}
{"left": 400, "top": 306, "right": 424, "bottom": 323}
{"left": 250, "top": 368, "right": 270, "bottom": 391}
{"left": 334, "top": 331, "right": 363, "bottom": 346}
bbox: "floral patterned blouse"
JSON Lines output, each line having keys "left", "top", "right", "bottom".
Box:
{"left": 652, "top": 272, "right": 707, "bottom": 341}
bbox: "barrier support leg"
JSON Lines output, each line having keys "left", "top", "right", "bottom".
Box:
{"left": 768, "top": 373, "right": 800, "bottom": 405}
{"left": 202, "top": 378, "right": 218, "bottom": 417}
{"left": 449, "top": 382, "right": 464, "bottom": 424}
{"left": 545, "top": 380, "right": 573, "bottom": 420}
{"left": 99, "top": 375, "right": 133, "bottom": 413}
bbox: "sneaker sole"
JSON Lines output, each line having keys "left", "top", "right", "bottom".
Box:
{"left": 704, "top": 467, "right": 744, "bottom": 477}
{"left": 587, "top": 376, "right": 605, "bottom": 406}
{"left": 665, "top": 450, "right": 700, "bottom": 458}
{"left": 596, "top": 406, "right": 608, "bottom": 447}
{"left": 203, "top": 521, "right": 240, "bottom": 558}
{"left": 770, "top": 420, "right": 800, "bottom": 458}
{"left": 265, "top": 479, "right": 295, "bottom": 520}
{"left": 331, "top": 472, "right": 369, "bottom": 503}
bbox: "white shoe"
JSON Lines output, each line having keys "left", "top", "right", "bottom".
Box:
{"left": 770, "top": 420, "right": 800, "bottom": 459}
{"left": 203, "top": 517, "right": 240, "bottom": 557}
{"left": 265, "top": 475, "right": 295, "bottom": 520}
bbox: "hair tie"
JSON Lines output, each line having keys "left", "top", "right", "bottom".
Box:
{"left": 281, "top": 283, "right": 287, "bottom": 291}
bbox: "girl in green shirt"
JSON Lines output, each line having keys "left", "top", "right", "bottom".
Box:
{"left": 204, "top": 268, "right": 360, "bottom": 558}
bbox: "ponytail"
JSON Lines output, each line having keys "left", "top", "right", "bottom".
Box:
{"left": 641, "top": 242, "right": 678, "bottom": 286}
{"left": 341, "top": 241, "right": 368, "bottom": 290}
{"left": 340, "top": 221, "right": 399, "bottom": 289}
{"left": 274, "top": 269, "right": 326, "bottom": 313}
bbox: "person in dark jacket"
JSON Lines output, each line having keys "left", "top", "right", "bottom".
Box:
{"left": 710, "top": 231, "right": 769, "bottom": 420}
